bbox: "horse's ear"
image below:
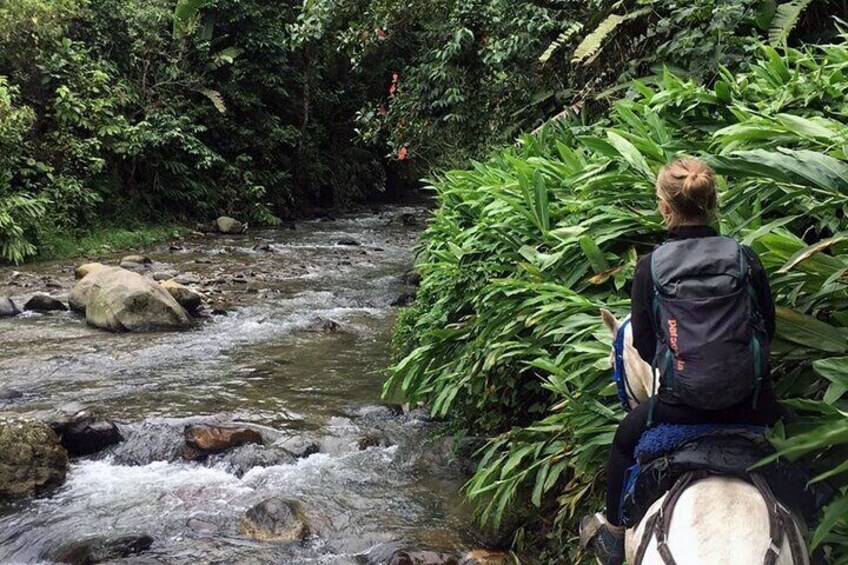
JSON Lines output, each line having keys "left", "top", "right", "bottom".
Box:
{"left": 600, "top": 308, "right": 619, "bottom": 336}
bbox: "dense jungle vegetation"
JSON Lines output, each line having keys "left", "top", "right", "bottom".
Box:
{"left": 2, "top": 0, "right": 838, "bottom": 263}
{"left": 382, "top": 2, "right": 848, "bottom": 563}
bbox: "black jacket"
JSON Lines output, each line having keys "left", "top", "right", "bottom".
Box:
{"left": 630, "top": 225, "right": 776, "bottom": 370}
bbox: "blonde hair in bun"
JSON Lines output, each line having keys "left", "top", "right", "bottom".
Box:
{"left": 656, "top": 158, "right": 717, "bottom": 228}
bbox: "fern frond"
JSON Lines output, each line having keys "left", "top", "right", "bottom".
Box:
{"left": 571, "top": 8, "right": 650, "bottom": 66}
{"left": 769, "top": 0, "right": 817, "bottom": 44}
{"left": 539, "top": 22, "right": 584, "bottom": 64}
{"left": 199, "top": 89, "right": 227, "bottom": 114}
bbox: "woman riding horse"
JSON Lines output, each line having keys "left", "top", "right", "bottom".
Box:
{"left": 584, "top": 158, "right": 788, "bottom": 565}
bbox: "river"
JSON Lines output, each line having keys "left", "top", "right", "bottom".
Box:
{"left": 0, "top": 207, "right": 479, "bottom": 564}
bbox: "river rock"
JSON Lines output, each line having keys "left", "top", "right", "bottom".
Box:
{"left": 0, "top": 297, "right": 19, "bottom": 317}
{"left": 208, "top": 444, "right": 296, "bottom": 477}
{"left": 160, "top": 280, "right": 203, "bottom": 312}
{"left": 72, "top": 267, "right": 191, "bottom": 332}
{"left": 0, "top": 416, "right": 68, "bottom": 498}
{"left": 402, "top": 271, "right": 423, "bottom": 287}
{"left": 274, "top": 436, "right": 320, "bottom": 459}
{"left": 337, "top": 238, "right": 361, "bottom": 246}
{"left": 399, "top": 213, "right": 419, "bottom": 226}
{"left": 75, "top": 263, "right": 111, "bottom": 280}
{"left": 0, "top": 388, "right": 23, "bottom": 400}
{"left": 357, "top": 431, "right": 390, "bottom": 450}
{"left": 391, "top": 292, "right": 416, "bottom": 307}
{"left": 151, "top": 271, "right": 176, "bottom": 281}
{"left": 460, "top": 550, "right": 515, "bottom": 565}
{"left": 238, "top": 498, "right": 310, "bottom": 543}
{"left": 386, "top": 551, "right": 459, "bottom": 565}
{"left": 182, "top": 424, "right": 263, "bottom": 459}
{"left": 52, "top": 534, "right": 153, "bottom": 564}
{"left": 54, "top": 415, "right": 122, "bottom": 457}
{"left": 24, "top": 293, "right": 68, "bottom": 312}
{"left": 121, "top": 254, "right": 151, "bottom": 265}
{"left": 216, "top": 216, "right": 244, "bottom": 234}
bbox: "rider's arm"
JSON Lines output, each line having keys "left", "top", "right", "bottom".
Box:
{"left": 630, "top": 254, "right": 656, "bottom": 364}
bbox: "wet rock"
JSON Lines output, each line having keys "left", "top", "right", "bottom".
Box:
{"left": 305, "top": 317, "right": 341, "bottom": 333}
{"left": 357, "top": 431, "right": 390, "bottom": 450}
{"left": 0, "top": 416, "right": 68, "bottom": 498}
{"left": 386, "top": 551, "right": 459, "bottom": 565}
{"left": 195, "top": 258, "right": 213, "bottom": 264}
{"left": 337, "top": 238, "right": 361, "bottom": 246}
{"left": 459, "top": 550, "right": 515, "bottom": 565}
{"left": 45, "top": 278, "right": 64, "bottom": 289}
{"left": 168, "top": 245, "right": 184, "bottom": 253}
{"left": 238, "top": 498, "right": 310, "bottom": 543}
{"left": 216, "top": 216, "right": 245, "bottom": 234}
{"left": 72, "top": 267, "right": 191, "bottom": 332}
{"left": 208, "top": 444, "right": 296, "bottom": 477}
{"left": 253, "top": 242, "right": 275, "bottom": 252}
{"left": 119, "top": 261, "right": 147, "bottom": 273}
{"left": 151, "top": 271, "right": 176, "bottom": 282}
{"left": 196, "top": 222, "right": 217, "bottom": 234}
{"left": 52, "top": 534, "right": 153, "bottom": 565}
{"left": 160, "top": 280, "right": 203, "bottom": 312}
{"left": 75, "top": 263, "right": 111, "bottom": 280}
{"left": 402, "top": 271, "right": 423, "bottom": 287}
{"left": 0, "top": 297, "right": 20, "bottom": 317}
{"left": 24, "top": 293, "right": 68, "bottom": 312}
{"left": 274, "top": 436, "right": 320, "bottom": 459}
{"left": 54, "top": 415, "right": 123, "bottom": 457}
{"left": 391, "top": 292, "right": 416, "bottom": 307}
{"left": 120, "top": 254, "right": 151, "bottom": 266}
{"left": 183, "top": 424, "right": 263, "bottom": 458}
{"left": 399, "top": 213, "right": 419, "bottom": 226}
{"left": 173, "top": 272, "right": 202, "bottom": 285}
{"left": 0, "top": 388, "right": 23, "bottom": 400}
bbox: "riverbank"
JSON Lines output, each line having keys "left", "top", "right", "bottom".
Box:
{"left": 0, "top": 206, "right": 514, "bottom": 564}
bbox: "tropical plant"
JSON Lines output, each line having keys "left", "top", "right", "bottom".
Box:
{"left": 387, "top": 34, "right": 848, "bottom": 561}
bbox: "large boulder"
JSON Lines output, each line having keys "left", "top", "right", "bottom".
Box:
{"left": 160, "top": 280, "right": 203, "bottom": 312}
{"left": 0, "top": 297, "right": 19, "bottom": 317}
{"left": 71, "top": 267, "right": 191, "bottom": 332}
{"left": 238, "top": 498, "right": 310, "bottom": 543}
{"left": 0, "top": 416, "right": 69, "bottom": 498}
{"left": 216, "top": 216, "right": 244, "bottom": 234}
{"left": 182, "top": 424, "right": 263, "bottom": 460}
{"left": 24, "top": 293, "right": 68, "bottom": 312}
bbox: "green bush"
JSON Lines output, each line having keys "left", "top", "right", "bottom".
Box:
{"left": 387, "top": 35, "right": 848, "bottom": 561}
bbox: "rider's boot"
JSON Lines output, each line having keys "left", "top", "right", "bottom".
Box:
{"left": 580, "top": 513, "right": 625, "bottom": 565}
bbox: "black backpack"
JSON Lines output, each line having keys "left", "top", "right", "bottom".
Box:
{"left": 650, "top": 236, "right": 769, "bottom": 409}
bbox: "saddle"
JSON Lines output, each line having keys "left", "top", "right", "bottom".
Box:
{"left": 620, "top": 424, "right": 832, "bottom": 529}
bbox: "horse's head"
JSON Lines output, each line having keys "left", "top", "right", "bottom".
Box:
{"left": 600, "top": 309, "right": 656, "bottom": 410}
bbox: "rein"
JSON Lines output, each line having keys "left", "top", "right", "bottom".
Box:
{"left": 633, "top": 472, "right": 805, "bottom": 565}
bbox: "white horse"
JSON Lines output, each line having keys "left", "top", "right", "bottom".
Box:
{"left": 595, "top": 309, "right": 808, "bottom": 565}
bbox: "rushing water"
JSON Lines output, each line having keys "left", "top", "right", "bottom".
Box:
{"left": 0, "top": 208, "right": 478, "bottom": 564}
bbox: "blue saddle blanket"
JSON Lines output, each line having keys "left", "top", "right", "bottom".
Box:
{"left": 634, "top": 423, "right": 767, "bottom": 460}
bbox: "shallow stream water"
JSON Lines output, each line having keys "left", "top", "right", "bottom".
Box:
{"left": 0, "top": 208, "right": 478, "bottom": 564}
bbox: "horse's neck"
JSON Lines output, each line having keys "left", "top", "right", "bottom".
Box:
{"left": 626, "top": 477, "right": 807, "bottom": 565}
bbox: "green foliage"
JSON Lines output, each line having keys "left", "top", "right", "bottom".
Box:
{"left": 770, "top": 0, "right": 818, "bottom": 44}
{"left": 388, "top": 35, "right": 848, "bottom": 561}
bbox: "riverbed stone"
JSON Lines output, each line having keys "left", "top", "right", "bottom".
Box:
{"left": 121, "top": 254, "right": 151, "bottom": 265}
{"left": 209, "top": 444, "right": 296, "bottom": 477}
{"left": 274, "top": 436, "right": 321, "bottom": 459}
{"left": 55, "top": 416, "right": 122, "bottom": 457}
{"left": 337, "top": 238, "right": 361, "bottom": 246}
{"left": 216, "top": 216, "right": 244, "bottom": 234}
{"left": 238, "top": 498, "right": 310, "bottom": 543}
{"left": 0, "top": 389, "right": 23, "bottom": 400}
{"left": 183, "top": 424, "right": 263, "bottom": 458}
{"left": 75, "top": 263, "right": 111, "bottom": 280}
{"left": 386, "top": 551, "right": 459, "bottom": 565}
{"left": 52, "top": 534, "right": 153, "bottom": 564}
{"left": 24, "top": 293, "right": 68, "bottom": 312}
{"left": 460, "top": 550, "right": 514, "bottom": 565}
{"left": 160, "top": 280, "right": 203, "bottom": 312}
{"left": 402, "top": 270, "right": 423, "bottom": 287}
{"left": 0, "top": 297, "right": 19, "bottom": 317}
{"left": 391, "top": 292, "right": 416, "bottom": 307}
{"left": 151, "top": 271, "right": 176, "bottom": 282}
{"left": 0, "top": 416, "right": 68, "bottom": 498}
{"left": 73, "top": 267, "right": 191, "bottom": 332}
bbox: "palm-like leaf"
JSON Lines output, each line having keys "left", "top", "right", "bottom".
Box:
{"left": 769, "top": 0, "right": 817, "bottom": 44}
